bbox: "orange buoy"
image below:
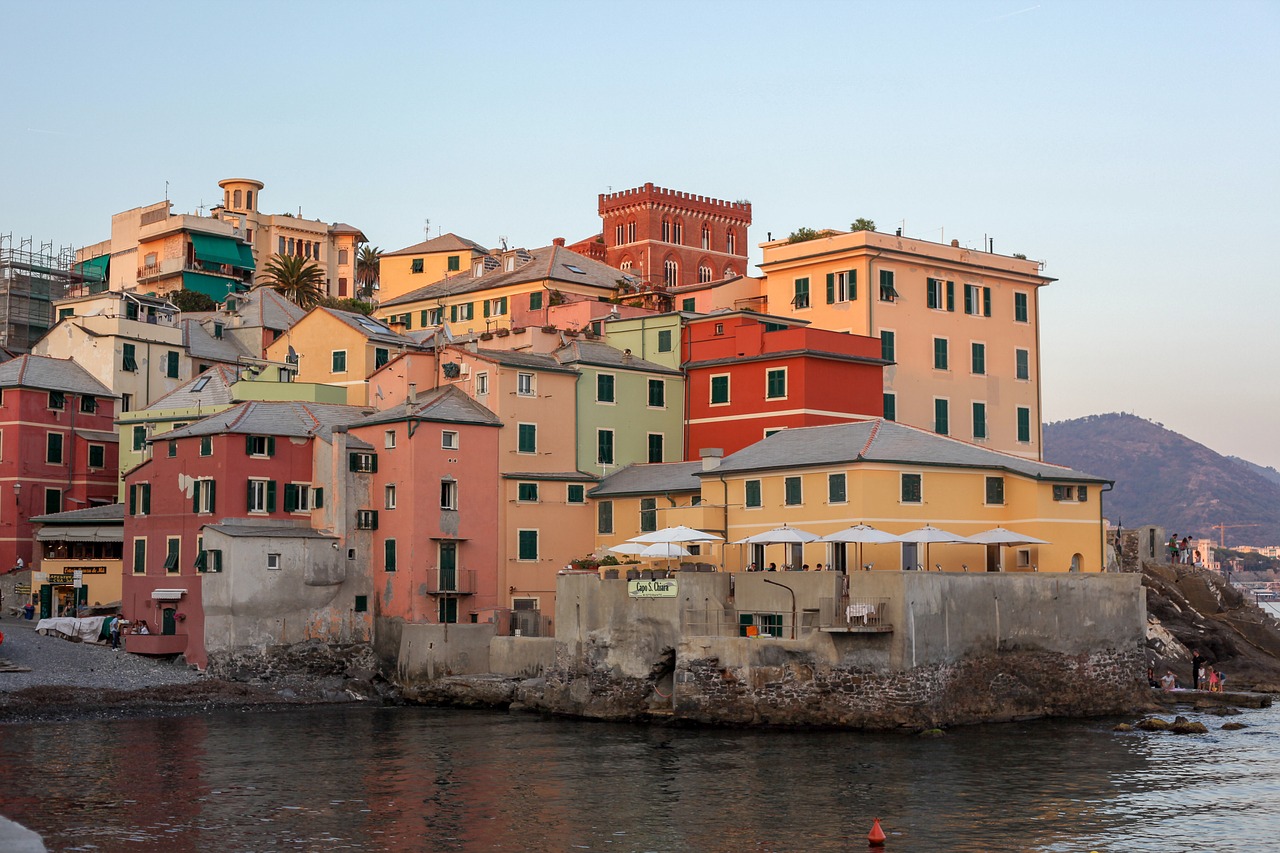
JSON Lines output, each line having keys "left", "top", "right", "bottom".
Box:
{"left": 868, "top": 817, "right": 886, "bottom": 846}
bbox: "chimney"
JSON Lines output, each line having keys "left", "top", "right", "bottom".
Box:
{"left": 622, "top": 348, "right": 632, "bottom": 361}
{"left": 552, "top": 237, "right": 566, "bottom": 247}
{"left": 950, "top": 239, "right": 959, "bottom": 248}
{"left": 408, "top": 382, "right": 417, "bottom": 405}
{"left": 700, "top": 448, "right": 723, "bottom": 471}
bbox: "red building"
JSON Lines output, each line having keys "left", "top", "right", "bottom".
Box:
{"left": 121, "top": 401, "right": 372, "bottom": 667}
{"left": 573, "top": 182, "right": 752, "bottom": 290}
{"left": 682, "top": 312, "right": 886, "bottom": 458}
{"left": 348, "top": 386, "right": 502, "bottom": 631}
{"left": 0, "top": 355, "right": 118, "bottom": 573}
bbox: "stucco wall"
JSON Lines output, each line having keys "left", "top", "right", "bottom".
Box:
{"left": 490, "top": 636, "right": 556, "bottom": 677}
{"left": 398, "top": 623, "right": 495, "bottom": 681}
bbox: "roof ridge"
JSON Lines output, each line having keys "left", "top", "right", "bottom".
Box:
{"left": 15, "top": 354, "right": 28, "bottom": 385}
{"left": 858, "top": 419, "right": 881, "bottom": 458}
{"left": 299, "top": 402, "right": 321, "bottom": 432}
{"left": 224, "top": 401, "right": 254, "bottom": 430}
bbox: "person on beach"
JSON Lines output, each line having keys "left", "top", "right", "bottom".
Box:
{"left": 1216, "top": 669, "right": 1226, "bottom": 692}
{"left": 1161, "top": 670, "right": 1177, "bottom": 691}
{"left": 1180, "top": 537, "right": 1191, "bottom": 564}
{"left": 1208, "top": 667, "right": 1221, "bottom": 692}
{"left": 1191, "top": 650, "right": 1205, "bottom": 690}
{"left": 1169, "top": 534, "right": 1179, "bottom": 564}
{"left": 1199, "top": 664, "right": 1208, "bottom": 690}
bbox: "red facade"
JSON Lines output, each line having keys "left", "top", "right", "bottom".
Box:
{"left": 1, "top": 383, "right": 118, "bottom": 572}
{"left": 682, "top": 314, "right": 885, "bottom": 458}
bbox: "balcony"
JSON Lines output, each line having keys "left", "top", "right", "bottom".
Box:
{"left": 125, "top": 633, "right": 189, "bottom": 655}
{"left": 424, "top": 567, "right": 476, "bottom": 596}
{"left": 818, "top": 596, "right": 893, "bottom": 633}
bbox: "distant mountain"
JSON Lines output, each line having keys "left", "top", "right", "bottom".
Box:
{"left": 1042, "top": 413, "right": 1280, "bottom": 547}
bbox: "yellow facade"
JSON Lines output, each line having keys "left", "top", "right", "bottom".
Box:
{"left": 379, "top": 236, "right": 488, "bottom": 303}
{"left": 375, "top": 277, "right": 610, "bottom": 336}
{"left": 265, "top": 308, "right": 417, "bottom": 406}
{"left": 757, "top": 230, "right": 1052, "bottom": 460}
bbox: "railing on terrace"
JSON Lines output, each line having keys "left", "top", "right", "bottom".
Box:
{"left": 684, "top": 596, "right": 893, "bottom": 639}
{"left": 424, "top": 567, "right": 476, "bottom": 596}
{"left": 818, "top": 596, "right": 893, "bottom": 632}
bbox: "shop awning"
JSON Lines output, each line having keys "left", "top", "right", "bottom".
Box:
{"left": 189, "top": 232, "right": 250, "bottom": 269}
{"left": 183, "top": 271, "right": 248, "bottom": 302}
{"left": 36, "top": 525, "right": 122, "bottom": 543}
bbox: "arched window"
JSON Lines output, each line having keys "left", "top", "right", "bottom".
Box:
{"left": 615, "top": 224, "right": 625, "bottom": 245}
{"left": 726, "top": 229, "right": 736, "bottom": 255}
{"left": 627, "top": 220, "right": 636, "bottom": 243}
{"left": 619, "top": 260, "right": 633, "bottom": 271}
{"left": 246, "top": 190, "right": 254, "bottom": 210}
{"left": 661, "top": 218, "right": 671, "bottom": 242}
{"left": 672, "top": 219, "right": 683, "bottom": 245}
{"left": 699, "top": 265, "right": 713, "bottom": 283}
{"left": 233, "top": 189, "right": 242, "bottom": 209}
{"left": 663, "top": 260, "right": 678, "bottom": 286}
{"left": 287, "top": 238, "right": 295, "bottom": 256}
{"left": 702, "top": 224, "right": 711, "bottom": 250}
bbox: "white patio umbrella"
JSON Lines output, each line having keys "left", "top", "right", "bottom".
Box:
{"left": 897, "top": 524, "right": 967, "bottom": 570}
{"left": 638, "top": 542, "right": 692, "bottom": 559}
{"left": 732, "top": 525, "right": 819, "bottom": 570}
{"left": 962, "top": 527, "right": 1050, "bottom": 572}
{"left": 608, "top": 542, "right": 649, "bottom": 556}
{"left": 820, "top": 523, "right": 900, "bottom": 571}
{"left": 629, "top": 525, "right": 724, "bottom": 544}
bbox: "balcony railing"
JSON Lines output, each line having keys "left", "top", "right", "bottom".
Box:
{"left": 684, "top": 596, "right": 894, "bottom": 639}
{"left": 818, "top": 596, "right": 893, "bottom": 633}
{"left": 424, "top": 567, "right": 476, "bottom": 596}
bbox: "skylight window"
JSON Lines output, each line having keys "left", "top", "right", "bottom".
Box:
{"left": 564, "top": 264, "right": 585, "bottom": 274}
{"left": 191, "top": 376, "right": 211, "bottom": 392}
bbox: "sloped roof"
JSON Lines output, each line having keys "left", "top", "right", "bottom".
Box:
{"left": 232, "top": 286, "right": 307, "bottom": 331}
{"left": 0, "top": 355, "right": 114, "bottom": 396}
{"left": 321, "top": 307, "right": 421, "bottom": 346}
{"left": 590, "top": 461, "right": 705, "bottom": 497}
{"left": 351, "top": 385, "right": 502, "bottom": 428}
{"left": 160, "top": 400, "right": 373, "bottom": 442}
{"left": 380, "top": 244, "right": 636, "bottom": 307}
{"left": 145, "top": 364, "right": 241, "bottom": 410}
{"left": 555, "top": 340, "right": 683, "bottom": 376}
{"left": 182, "top": 318, "right": 254, "bottom": 362}
{"left": 466, "top": 347, "right": 578, "bottom": 375}
{"left": 383, "top": 232, "right": 488, "bottom": 258}
{"left": 204, "top": 523, "right": 337, "bottom": 539}
{"left": 30, "top": 503, "right": 125, "bottom": 524}
{"left": 329, "top": 223, "right": 367, "bottom": 240}
{"left": 707, "top": 419, "right": 1110, "bottom": 483}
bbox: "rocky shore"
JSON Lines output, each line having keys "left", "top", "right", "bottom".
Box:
{"left": 0, "top": 617, "right": 398, "bottom": 724}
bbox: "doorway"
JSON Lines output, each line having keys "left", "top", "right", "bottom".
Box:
{"left": 162, "top": 607, "right": 177, "bottom": 635}
{"left": 902, "top": 542, "right": 919, "bottom": 571}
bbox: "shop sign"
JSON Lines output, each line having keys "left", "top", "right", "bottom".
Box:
{"left": 628, "top": 579, "right": 678, "bottom": 598}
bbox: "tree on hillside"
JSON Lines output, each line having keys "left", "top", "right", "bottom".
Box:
{"left": 850, "top": 218, "right": 876, "bottom": 232}
{"left": 786, "top": 227, "right": 822, "bottom": 244}
{"left": 167, "top": 289, "right": 218, "bottom": 312}
{"left": 356, "top": 245, "right": 381, "bottom": 301}
{"left": 262, "top": 254, "right": 326, "bottom": 309}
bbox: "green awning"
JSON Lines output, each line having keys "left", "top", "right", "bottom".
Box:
{"left": 183, "top": 272, "right": 248, "bottom": 302}
{"left": 74, "top": 255, "right": 110, "bottom": 282}
{"left": 189, "top": 232, "right": 251, "bottom": 269}
{"left": 236, "top": 242, "right": 256, "bottom": 270}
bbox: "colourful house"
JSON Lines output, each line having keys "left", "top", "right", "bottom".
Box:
{"left": 378, "top": 233, "right": 489, "bottom": 304}
{"left": 757, "top": 230, "right": 1052, "bottom": 459}
{"left": 682, "top": 311, "right": 886, "bottom": 458}
{"left": 348, "top": 387, "right": 502, "bottom": 635}
{"left": 0, "top": 355, "right": 118, "bottom": 576}
{"left": 29, "top": 503, "right": 124, "bottom": 618}
{"left": 601, "top": 312, "right": 689, "bottom": 372}
{"left": 589, "top": 460, "right": 706, "bottom": 556}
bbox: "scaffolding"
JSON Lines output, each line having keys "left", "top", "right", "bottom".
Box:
{"left": 0, "top": 233, "right": 105, "bottom": 352}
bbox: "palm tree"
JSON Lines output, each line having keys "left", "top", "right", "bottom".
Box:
{"left": 262, "top": 253, "right": 326, "bottom": 308}
{"left": 356, "top": 245, "right": 381, "bottom": 301}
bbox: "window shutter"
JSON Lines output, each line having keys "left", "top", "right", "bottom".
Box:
{"left": 349, "top": 453, "right": 358, "bottom": 472}
{"left": 283, "top": 484, "right": 297, "bottom": 513}
{"left": 927, "top": 281, "right": 937, "bottom": 310}
{"left": 129, "top": 484, "right": 137, "bottom": 516}
{"left": 946, "top": 281, "right": 955, "bottom": 312}
{"left": 246, "top": 435, "right": 255, "bottom": 455}
{"left": 213, "top": 550, "right": 223, "bottom": 572}
{"left": 483, "top": 300, "right": 491, "bottom": 318}
{"left": 313, "top": 487, "right": 324, "bottom": 508}
{"left": 141, "top": 484, "right": 151, "bottom": 515}
{"left": 266, "top": 481, "right": 277, "bottom": 513}
{"left": 499, "top": 297, "right": 507, "bottom": 314}
{"left": 826, "top": 273, "right": 835, "bottom": 304}
{"left": 371, "top": 510, "right": 379, "bottom": 530}
{"left": 266, "top": 436, "right": 275, "bottom": 457}
{"left": 208, "top": 480, "right": 216, "bottom": 513}
{"left": 192, "top": 482, "right": 199, "bottom": 514}
{"left": 964, "top": 286, "right": 973, "bottom": 315}
{"left": 983, "top": 287, "right": 992, "bottom": 317}
{"left": 247, "top": 480, "right": 255, "bottom": 510}
{"left": 370, "top": 454, "right": 378, "bottom": 473}
{"left": 450, "top": 305, "right": 458, "bottom": 323}
{"left": 848, "top": 269, "right": 857, "bottom": 300}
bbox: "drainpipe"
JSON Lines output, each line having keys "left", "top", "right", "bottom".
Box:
{"left": 1100, "top": 480, "right": 1114, "bottom": 571}
{"left": 762, "top": 578, "right": 796, "bottom": 639}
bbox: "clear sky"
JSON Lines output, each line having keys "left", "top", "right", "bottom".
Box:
{"left": 5, "top": 1, "right": 1278, "bottom": 464}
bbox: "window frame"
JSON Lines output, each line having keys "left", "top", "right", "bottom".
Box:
{"left": 985, "top": 476, "right": 1005, "bottom": 506}
{"left": 597, "top": 500, "right": 613, "bottom": 535}
{"left": 901, "top": 473, "right": 923, "bottom": 504}
{"left": 880, "top": 329, "right": 895, "bottom": 363}
{"left": 744, "top": 479, "right": 762, "bottom": 509}
{"left": 517, "top": 529, "right": 539, "bottom": 562}
{"left": 765, "top": 367, "right": 787, "bottom": 400}
{"left": 934, "top": 398, "right": 950, "bottom": 435}
{"left": 1017, "top": 406, "right": 1032, "bottom": 443}
{"left": 441, "top": 430, "right": 459, "bottom": 449}
{"left": 647, "top": 432, "right": 664, "bottom": 464}
{"left": 516, "top": 372, "right": 534, "bottom": 397}
{"left": 517, "top": 422, "right": 537, "bottom": 454}
{"left": 972, "top": 401, "right": 988, "bottom": 440}
{"left": 783, "top": 476, "right": 803, "bottom": 507}
{"left": 933, "top": 337, "right": 949, "bottom": 371}
{"left": 971, "top": 341, "right": 986, "bottom": 376}
{"left": 1015, "top": 348, "right": 1030, "bottom": 381}
{"left": 440, "top": 479, "right": 458, "bottom": 510}
{"left": 596, "top": 428, "right": 615, "bottom": 466}
{"left": 331, "top": 350, "right": 347, "bottom": 374}
{"left": 567, "top": 484, "right": 585, "bottom": 504}
{"left": 791, "top": 277, "right": 810, "bottom": 309}
{"left": 385, "top": 484, "right": 397, "bottom": 510}
{"left": 709, "top": 373, "right": 730, "bottom": 406}
{"left": 595, "top": 372, "right": 616, "bottom": 404}
{"left": 828, "top": 473, "right": 847, "bottom": 505}
{"left": 46, "top": 431, "right": 65, "bottom": 465}
{"left": 517, "top": 482, "right": 539, "bottom": 503}
{"left": 1014, "top": 292, "right": 1029, "bottom": 323}
{"left": 647, "top": 378, "right": 665, "bottom": 409}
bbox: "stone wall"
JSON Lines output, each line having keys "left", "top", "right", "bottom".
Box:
{"left": 397, "top": 623, "right": 495, "bottom": 682}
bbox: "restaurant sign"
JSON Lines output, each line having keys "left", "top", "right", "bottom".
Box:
{"left": 628, "top": 578, "right": 678, "bottom": 598}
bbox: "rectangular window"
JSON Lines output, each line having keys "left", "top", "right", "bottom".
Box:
{"left": 568, "top": 484, "right": 585, "bottom": 504}
{"left": 964, "top": 283, "right": 983, "bottom": 315}
{"left": 597, "top": 500, "right": 613, "bottom": 534}
{"left": 354, "top": 595, "right": 368, "bottom": 613}
{"left": 48, "top": 391, "right": 65, "bottom": 410}
{"left": 765, "top": 368, "right": 787, "bottom": 400}
{"left": 165, "top": 351, "right": 179, "bottom": 379}
{"left": 164, "top": 537, "right": 180, "bottom": 574}
{"left": 879, "top": 269, "right": 897, "bottom": 301}
{"left": 744, "top": 479, "right": 762, "bottom": 508}
{"left": 927, "top": 277, "right": 945, "bottom": 310}
{"left": 441, "top": 430, "right": 459, "bottom": 449}
{"left": 791, "top": 277, "right": 810, "bottom": 309}
{"left": 828, "top": 473, "right": 847, "bottom": 504}
{"left": 934, "top": 399, "right": 950, "bottom": 435}
{"left": 132, "top": 425, "right": 147, "bottom": 452}
{"left": 597, "top": 429, "right": 614, "bottom": 465}
{"left": 639, "top": 498, "right": 657, "bottom": 533}
{"left": 647, "top": 379, "right": 665, "bottom": 408}
{"left": 46, "top": 432, "right": 64, "bottom": 464}
{"left": 122, "top": 343, "right": 138, "bottom": 372}
{"left": 1077, "top": 485, "right": 1089, "bottom": 502}
{"left": 80, "top": 395, "right": 98, "bottom": 414}
{"left": 168, "top": 440, "right": 177, "bottom": 458}
{"left": 128, "top": 483, "right": 151, "bottom": 516}
{"left": 247, "top": 478, "right": 275, "bottom": 513}
{"left": 385, "top": 430, "right": 397, "bottom": 449}
{"left": 383, "top": 539, "right": 397, "bottom": 572}
{"left": 985, "top": 476, "right": 1005, "bottom": 505}
{"left": 783, "top": 476, "right": 802, "bottom": 506}
{"left": 883, "top": 392, "right": 896, "bottom": 421}
{"left": 332, "top": 350, "right": 347, "bottom": 373}
{"left": 972, "top": 402, "right": 987, "bottom": 440}
{"left": 901, "top": 473, "right": 922, "bottom": 504}
{"left": 1014, "top": 292, "right": 1029, "bottom": 323}
{"left": 933, "top": 337, "right": 949, "bottom": 370}
{"left": 475, "top": 372, "right": 489, "bottom": 395}
{"left": 971, "top": 342, "right": 986, "bottom": 375}
{"left": 517, "top": 529, "right": 538, "bottom": 561}
{"left": 88, "top": 443, "right": 105, "bottom": 469}
{"left": 710, "top": 374, "right": 730, "bottom": 405}
{"left": 356, "top": 509, "right": 379, "bottom": 529}
{"left": 193, "top": 479, "right": 216, "bottom": 513}
{"left": 384, "top": 484, "right": 396, "bottom": 509}
{"left": 647, "top": 433, "right": 664, "bottom": 463}
{"left": 657, "top": 329, "right": 673, "bottom": 352}
{"left": 1017, "top": 407, "right": 1032, "bottom": 443}
{"left": 517, "top": 423, "right": 537, "bottom": 454}
{"left": 596, "top": 373, "right": 615, "bottom": 403}
{"left": 880, "top": 330, "right": 895, "bottom": 362}
{"left": 267, "top": 553, "right": 281, "bottom": 571}
{"left": 133, "top": 537, "right": 146, "bottom": 575}
{"left": 440, "top": 480, "right": 458, "bottom": 510}
{"left": 447, "top": 255, "right": 460, "bottom": 272}
{"left": 516, "top": 372, "right": 534, "bottom": 396}
{"left": 682, "top": 297, "right": 696, "bottom": 312}
{"left": 825, "top": 270, "right": 856, "bottom": 303}
{"left": 246, "top": 435, "right": 275, "bottom": 457}
{"left": 1015, "top": 348, "right": 1030, "bottom": 381}
{"left": 44, "top": 487, "right": 62, "bottom": 515}
{"left": 411, "top": 258, "right": 425, "bottom": 273}
{"left": 200, "top": 435, "right": 212, "bottom": 456}
{"left": 517, "top": 482, "right": 538, "bottom": 502}
{"left": 374, "top": 347, "right": 389, "bottom": 369}
{"left": 121, "top": 393, "right": 131, "bottom": 413}
{"left": 349, "top": 452, "right": 377, "bottom": 473}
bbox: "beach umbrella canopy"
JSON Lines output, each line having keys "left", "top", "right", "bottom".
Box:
{"left": 819, "top": 523, "right": 900, "bottom": 544}
{"left": 638, "top": 542, "right": 693, "bottom": 559}
{"left": 897, "top": 524, "right": 967, "bottom": 543}
{"left": 963, "top": 527, "right": 1051, "bottom": 546}
{"left": 733, "top": 525, "right": 820, "bottom": 545}
{"left": 608, "top": 542, "right": 650, "bottom": 556}
{"left": 629, "top": 525, "right": 724, "bottom": 544}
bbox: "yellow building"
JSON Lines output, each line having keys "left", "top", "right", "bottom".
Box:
{"left": 593, "top": 420, "right": 1109, "bottom": 574}
{"left": 30, "top": 504, "right": 124, "bottom": 615}
{"left": 378, "top": 233, "right": 489, "bottom": 303}
{"left": 265, "top": 307, "right": 423, "bottom": 405}
{"left": 757, "top": 230, "right": 1053, "bottom": 460}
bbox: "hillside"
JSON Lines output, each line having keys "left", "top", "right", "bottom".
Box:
{"left": 1043, "top": 413, "right": 1280, "bottom": 546}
